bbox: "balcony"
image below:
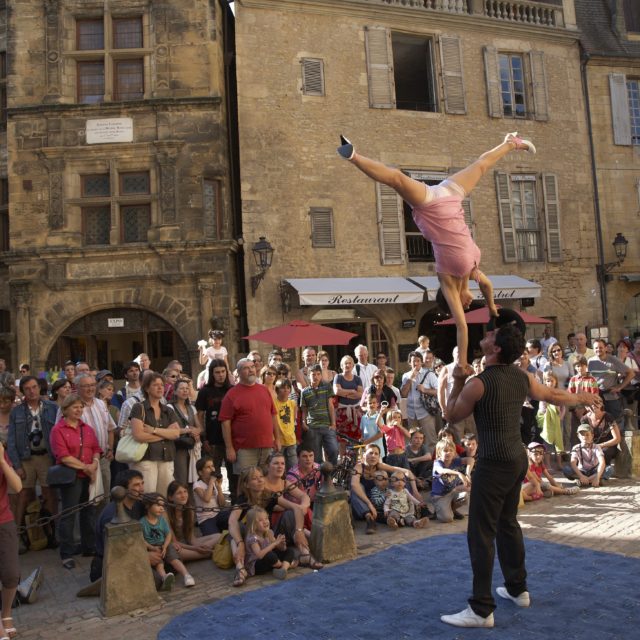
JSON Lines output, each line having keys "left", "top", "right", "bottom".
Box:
{"left": 363, "top": 0, "right": 565, "bottom": 28}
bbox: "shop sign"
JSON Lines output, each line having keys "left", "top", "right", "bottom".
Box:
{"left": 108, "top": 318, "right": 125, "bottom": 328}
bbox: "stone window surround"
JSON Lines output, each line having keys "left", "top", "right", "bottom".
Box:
{"left": 60, "top": 3, "right": 153, "bottom": 104}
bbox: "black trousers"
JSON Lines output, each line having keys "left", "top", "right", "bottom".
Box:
{"left": 467, "top": 454, "right": 528, "bottom": 618}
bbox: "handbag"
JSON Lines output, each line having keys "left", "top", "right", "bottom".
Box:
{"left": 212, "top": 530, "right": 234, "bottom": 570}
{"left": 46, "top": 464, "right": 77, "bottom": 488}
{"left": 169, "top": 404, "right": 196, "bottom": 450}
{"left": 418, "top": 372, "right": 440, "bottom": 416}
{"left": 115, "top": 403, "right": 149, "bottom": 463}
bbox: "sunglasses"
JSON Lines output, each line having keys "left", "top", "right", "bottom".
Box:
{"left": 390, "top": 476, "right": 405, "bottom": 482}
{"left": 374, "top": 475, "right": 388, "bottom": 481}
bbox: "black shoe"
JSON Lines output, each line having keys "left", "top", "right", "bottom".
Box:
{"left": 365, "top": 517, "right": 376, "bottom": 535}
{"left": 453, "top": 511, "right": 465, "bottom": 521}
{"left": 82, "top": 551, "right": 96, "bottom": 557}
{"left": 337, "top": 135, "right": 354, "bottom": 160}
{"left": 62, "top": 558, "right": 76, "bottom": 570}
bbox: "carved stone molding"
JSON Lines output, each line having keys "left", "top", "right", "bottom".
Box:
{"left": 44, "top": 0, "right": 62, "bottom": 101}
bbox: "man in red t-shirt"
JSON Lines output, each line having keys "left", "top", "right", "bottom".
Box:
{"left": 220, "top": 358, "right": 280, "bottom": 485}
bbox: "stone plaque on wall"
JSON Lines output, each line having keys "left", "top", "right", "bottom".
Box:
{"left": 86, "top": 118, "right": 134, "bottom": 144}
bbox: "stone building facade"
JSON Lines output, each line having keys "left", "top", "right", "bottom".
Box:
{"left": 235, "top": 0, "right": 602, "bottom": 366}
{"left": 0, "top": 0, "right": 241, "bottom": 376}
{"left": 575, "top": 0, "right": 640, "bottom": 338}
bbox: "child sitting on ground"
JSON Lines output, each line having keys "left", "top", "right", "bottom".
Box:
{"left": 437, "top": 426, "right": 466, "bottom": 457}
{"left": 461, "top": 433, "right": 478, "bottom": 479}
{"left": 244, "top": 507, "right": 297, "bottom": 580}
{"left": 141, "top": 493, "right": 195, "bottom": 590}
{"left": 522, "top": 442, "right": 579, "bottom": 501}
{"left": 384, "top": 471, "right": 429, "bottom": 529}
{"left": 380, "top": 408, "right": 412, "bottom": 468}
{"left": 405, "top": 429, "right": 433, "bottom": 489}
{"left": 369, "top": 469, "right": 390, "bottom": 523}
{"left": 431, "top": 440, "right": 472, "bottom": 523}
{"left": 563, "top": 424, "right": 606, "bottom": 488}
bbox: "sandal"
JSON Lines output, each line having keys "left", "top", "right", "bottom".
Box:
{"left": 1, "top": 618, "right": 16, "bottom": 639}
{"left": 232, "top": 566, "right": 248, "bottom": 587}
{"left": 386, "top": 516, "right": 398, "bottom": 529}
{"left": 299, "top": 553, "right": 323, "bottom": 570}
{"left": 413, "top": 517, "right": 429, "bottom": 529}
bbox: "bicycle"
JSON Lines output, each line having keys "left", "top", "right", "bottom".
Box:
{"left": 332, "top": 433, "right": 366, "bottom": 491}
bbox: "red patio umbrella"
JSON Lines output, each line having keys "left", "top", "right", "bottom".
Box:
{"left": 245, "top": 320, "right": 358, "bottom": 349}
{"left": 435, "top": 306, "right": 550, "bottom": 326}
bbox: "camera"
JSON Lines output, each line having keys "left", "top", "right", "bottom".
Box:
{"left": 29, "top": 428, "right": 43, "bottom": 448}
{"left": 215, "top": 472, "right": 223, "bottom": 479}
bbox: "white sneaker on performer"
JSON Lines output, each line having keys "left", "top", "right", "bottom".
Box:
{"left": 496, "top": 586, "right": 531, "bottom": 607}
{"left": 504, "top": 131, "right": 536, "bottom": 154}
{"left": 440, "top": 606, "right": 494, "bottom": 628}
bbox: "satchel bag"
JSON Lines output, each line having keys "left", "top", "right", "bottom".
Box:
{"left": 169, "top": 404, "right": 196, "bottom": 450}
{"left": 211, "top": 530, "right": 234, "bottom": 570}
{"left": 115, "top": 404, "right": 149, "bottom": 463}
{"left": 418, "top": 372, "right": 440, "bottom": 416}
{"left": 46, "top": 464, "right": 77, "bottom": 488}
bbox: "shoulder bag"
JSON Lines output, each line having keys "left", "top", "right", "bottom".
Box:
{"left": 115, "top": 403, "right": 149, "bottom": 463}
{"left": 47, "top": 423, "right": 84, "bottom": 488}
{"left": 418, "top": 372, "right": 440, "bottom": 416}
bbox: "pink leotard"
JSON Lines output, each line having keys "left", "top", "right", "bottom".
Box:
{"left": 411, "top": 183, "right": 481, "bottom": 279}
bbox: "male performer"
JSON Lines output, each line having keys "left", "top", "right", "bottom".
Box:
{"left": 440, "top": 313, "right": 601, "bottom": 628}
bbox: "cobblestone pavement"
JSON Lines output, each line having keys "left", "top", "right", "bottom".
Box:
{"left": 11, "top": 478, "right": 640, "bottom": 640}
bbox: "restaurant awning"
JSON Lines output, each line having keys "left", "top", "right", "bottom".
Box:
{"left": 407, "top": 275, "right": 541, "bottom": 301}
{"left": 285, "top": 277, "right": 425, "bottom": 306}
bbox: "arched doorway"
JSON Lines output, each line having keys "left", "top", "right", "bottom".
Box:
{"left": 419, "top": 303, "right": 485, "bottom": 363}
{"left": 46, "top": 308, "right": 190, "bottom": 378}
{"left": 624, "top": 292, "right": 640, "bottom": 338}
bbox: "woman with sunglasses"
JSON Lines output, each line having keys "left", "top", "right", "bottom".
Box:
{"left": 543, "top": 343, "right": 573, "bottom": 450}
{"left": 259, "top": 366, "right": 278, "bottom": 405}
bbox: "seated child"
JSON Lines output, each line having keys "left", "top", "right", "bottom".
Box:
{"left": 431, "top": 440, "right": 472, "bottom": 523}
{"left": 437, "top": 426, "right": 466, "bottom": 457}
{"left": 193, "top": 457, "right": 227, "bottom": 535}
{"left": 461, "top": 433, "right": 478, "bottom": 479}
{"left": 405, "top": 429, "right": 433, "bottom": 488}
{"left": 369, "top": 469, "right": 390, "bottom": 523}
{"left": 141, "top": 493, "right": 195, "bottom": 590}
{"left": 384, "top": 472, "right": 429, "bottom": 529}
{"left": 522, "top": 442, "right": 579, "bottom": 501}
{"left": 380, "top": 408, "right": 411, "bottom": 468}
{"left": 244, "top": 506, "right": 297, "bottom": 580}
{"left": 563, "top": 424, "right": 606, "bottom": 487}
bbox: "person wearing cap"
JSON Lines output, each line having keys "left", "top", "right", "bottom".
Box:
{"left": 95, "top": 370, "right": 113, "bottom": 384}
{"left": 564, "top": 424, "right": 606, "bottom": 487}
{"left": 440, "top": 312, "right": 601, "bottom": 629}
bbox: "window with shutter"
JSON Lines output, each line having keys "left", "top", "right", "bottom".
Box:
{"left": 483, "top": 46, "right": 502, "bottom": 118}
{"left": 495, "top": 172, "right": 518, "bottom": 262}
{"left": 376, "top": 182, "right": 405, "bottom": 265}
{"left": 365, "top": 26, "right": 395, "bottom": 109}
{"left": 542, "top": 173, "right": 563, "bottom": 262}
{"left": 610, "top": 73, "right": 632, "bottom": 145}
{"left": 529, "top": 51, "right": 548, "bottom": 122}
{"left": 309, "top": 207, "right": 334, "bottom": 248}
{"left": 623, "top": 0, "right": 640, "bottom": 32}
{"left": 627, "top": 78, "right": 640, "bottom": 145}
{"left": 439, "top": 35, "right": 466, "bottom": 115}
{"left": 301, "top": 58, "right": 324, "bottom": 96}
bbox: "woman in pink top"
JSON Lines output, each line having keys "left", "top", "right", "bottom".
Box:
{"left": 338, "top": 133, "right": 535, "bottom": 375}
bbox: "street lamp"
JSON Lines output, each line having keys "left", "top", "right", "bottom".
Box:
{"left": 250, "top": 236, "right": 274, "bottom": 296}
{"left": 598, "top": 232, "right": 629, "bottom": 282}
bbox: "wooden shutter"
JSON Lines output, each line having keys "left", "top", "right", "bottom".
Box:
{"left": 376, "top": 182, "right": 405, "bottom": 264}
{"left": 495, "top": 172, "right": 517, "bottom": 263}
{"left": 439, "top": 34, "right": 466, "bottom": 115}
{"left": 542, "top": 173, "right": 563, "bottom": 262}
{"left": 483, "top": 46, "right": 502, "bottom": 118}
{"left": 529, "top": 51, "right": 549, "bottom": 121}
{"left": 461, "top": 197, "right": 474, "bottom": 238}
{"left": 301, "top": 58, "right": 324, "bottom": 96}
{"left": 365, "top": 26, "right": 395, "bottom": 109}
{"left": 609, "top": 73, "right": 632, "bottom": 145}
{"left": 309, "top": 207, "right": 334, "bottom": 248}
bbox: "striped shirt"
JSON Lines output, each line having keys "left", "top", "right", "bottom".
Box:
{"left": 300, "top": 383, "right": 334, "bottom": 428}
{"left": 474, "top": 365, "right": 530, "bottom": 462}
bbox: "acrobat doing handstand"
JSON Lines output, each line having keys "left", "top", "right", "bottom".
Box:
{"left": 337, "top": 133, "right": 536, "bottom": 375}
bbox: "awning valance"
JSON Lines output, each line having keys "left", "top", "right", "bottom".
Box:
{"left": 285, "top": 277, "right": 425, "bottom": 306}
{"left": 408, "top": 275, "right": 541, "bottom": 301}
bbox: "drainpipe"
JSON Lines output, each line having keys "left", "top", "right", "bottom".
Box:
{"left": 580, "top": 49, "right": 608, "bottom": 326}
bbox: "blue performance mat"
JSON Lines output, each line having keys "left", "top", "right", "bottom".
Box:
{"left": 158, "top": 534, "right": 640, "bottom": 640}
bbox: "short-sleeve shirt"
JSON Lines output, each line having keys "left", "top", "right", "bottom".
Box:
{"left": 274, "top": 398, "right": 297, "bottom": 446}
{"left": 129, "top": 400, "right": 179, "bottom": 462}
{"left": 195, "top": 385, "right": 229, "bottom": 446}
{"left": 402, "top": 369, "right": 438, "bottom": 420}
{"left": 405, "top": 443, "right": 430, "bottom": 462}
{"left": 360, "top": 412, "right": 384, "bottom": 453}
{"left": 431, "top": 457, "right": 464, "bottom": 497}
{"left": 0, "top": 451, "right": 14, "bottom": 524}
{"left": 193, "top": 479, "right": 220, "bottom": 525}
{"left": 300, "top": 383, "right": 334, "bottom": 428}
{"left": 218, "top": 384, "right": 276, "bottom": 450}
{"left": 205, "top": 345, "right": 228, "bottom": 361}
{"left": 140, "top": 514, "right": 170, "bottom": 546}
{"left": 588, "top": 355, "right": 631, "bottom": 399}
{"left": 570, "top": 443, "right": 603, "bottom": 472}
{"left": 333, "top": 374, "right": 362, "bottom": 406}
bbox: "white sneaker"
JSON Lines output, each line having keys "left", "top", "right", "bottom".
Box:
{"left": 565, "top": 486, "right": 580, "bottom": 495}
{"left": 441, "top": 606, "right": 494, "bottom": 628}
{"left": 496, "top": 586, "right": 530, "bottom": 607}
{"left": 184, "top": 574, "right": 195, "bottom": 588}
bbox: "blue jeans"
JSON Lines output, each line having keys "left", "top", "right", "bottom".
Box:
{"left": 305, "top": 427, "right": 338, "bottom": 465}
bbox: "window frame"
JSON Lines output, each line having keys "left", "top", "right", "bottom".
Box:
{"left": 499, "top": 52, "right": 527, "bottom": 119}
{"left": 202, "top": 178, "right": 222, "bottom": 240}
{"left": 0, "top": 177, "right": 8, "bottom": 253}
{"left": 0, "top": 51, "right": 6, "bottom": 131}
{"left": 120, "top": 203, "right": 151, "bottom": 244}
{"left": 309, "top": 207, "right": 335, "bottom": 248}
{"left": 627, "top": 78, "right": 640, "bottom": 145}
{"left": 301, "top": 57, "right": 325, "bottom": 97}
{"left": 82, "top": 205, "right": 112, "bottom": 247}
{"left": 76, "top": 60, "right": 105, "bottom": 104}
